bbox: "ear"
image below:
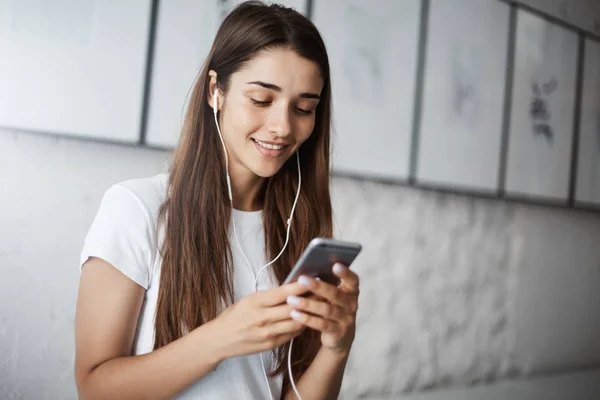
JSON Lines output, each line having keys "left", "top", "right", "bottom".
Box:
{"left": 207, "top": 70, "right": 220, "bottom": 111}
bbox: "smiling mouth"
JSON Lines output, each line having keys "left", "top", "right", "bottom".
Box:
{"left": 252, "top": 138, "right": 287, "bottom": 150}
{"left": 251, "top": 138, "right": 291, "bottom": 159}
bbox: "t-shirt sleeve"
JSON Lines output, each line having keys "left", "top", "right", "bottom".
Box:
{"left": 80, "top": 184, "right": 155, "bottom": 289}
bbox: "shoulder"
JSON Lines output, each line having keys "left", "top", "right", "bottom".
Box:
{"left": 80, "top": 173, "right": 169, "bottom": 289}
{"left": 107, "top": 173, "right": 169, "bottom": 224}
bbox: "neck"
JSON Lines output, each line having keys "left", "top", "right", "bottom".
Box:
{"left": 228, "top": 163, "right": 265, "bottom": 212}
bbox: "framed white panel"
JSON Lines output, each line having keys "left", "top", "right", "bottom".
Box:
{"left": 513, "top": 0, "right": 600, "bottom": 37}
{"left": 505, "top": 10, "right": 578, "bottom": 200}
{"left": 146, "top": 0, "right": 307, "bottom": 148}
{"left": 312, "top": 0, "right": 421, "bottom": 179}
{"left": 0, "top": 0, "right": 152, "bottom": 143}
{"left": 575, "top": 38, "right": 600, "bottom": 205}
{"left": 416, "top": 0, "right": 510, "bottom": 192}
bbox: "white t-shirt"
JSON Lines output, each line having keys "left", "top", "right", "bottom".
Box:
{"left": 80, "top": 173, "right": 283, "bottom": 399}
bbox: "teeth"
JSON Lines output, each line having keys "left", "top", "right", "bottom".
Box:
{"left": 254, "top": 139, "right": 284, "bottom": 150}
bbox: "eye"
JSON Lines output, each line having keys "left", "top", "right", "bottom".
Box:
{"left": 295, "top": 107, "right": 314, "bottom": 116}
{"left": 250, "top": 98, "right": 270, "bottom": 106}
{"left": 250, "top": 97, "right": 314, "bottom": 115}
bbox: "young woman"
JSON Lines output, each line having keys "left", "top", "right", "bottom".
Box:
{"left": 75, "top": 2, "right": 360, "bottom": 399}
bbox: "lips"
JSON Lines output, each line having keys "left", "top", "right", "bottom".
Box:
{"left": 251, "top": 138, "right": 289, "bottom": 158}
{"left": 252, "top": 138, "right": 288, "bottom": 150}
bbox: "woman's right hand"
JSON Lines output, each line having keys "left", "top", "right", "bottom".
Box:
{"left": 211, "top": 282, "right": 311, "bottom": 359}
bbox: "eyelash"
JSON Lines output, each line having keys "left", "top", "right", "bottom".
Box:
{"left": 250, "top": 98, "right": 314, "bottom": 116}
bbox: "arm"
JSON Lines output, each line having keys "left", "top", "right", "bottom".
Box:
{"left": 75, "top": 257, "right": 312, "bottom": 400}
{"left": 75, "top": 257, "right": 228, "bottom": 400}
{"left": 283, "top": 347, "right": 349, "bottom": 400}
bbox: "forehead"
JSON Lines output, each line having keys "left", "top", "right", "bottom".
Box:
{"left": 231, "top": 48, "right": 323, "bottom": 93}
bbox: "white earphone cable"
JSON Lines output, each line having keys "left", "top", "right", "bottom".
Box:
{"left": 213, "top": 89, "right": 303, "bottom": 400}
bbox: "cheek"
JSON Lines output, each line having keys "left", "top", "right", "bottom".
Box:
{"left": 224, "top": 103, "right": 264, "bottom": 140}
{"left": 294, "top": 118, "right": 316, "bottom": 145}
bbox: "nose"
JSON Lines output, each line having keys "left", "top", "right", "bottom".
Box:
{"left": 266, "top": 103, "right": 292, "bottom": 138}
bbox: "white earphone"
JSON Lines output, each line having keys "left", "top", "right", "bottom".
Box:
{"left": 213, "top": 87, "right": 303, "bottom": 400}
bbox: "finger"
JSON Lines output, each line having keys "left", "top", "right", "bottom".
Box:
{"left": 305, "top": 293, "right": 326, "bottom": 302}
{"left": 260, "top": 302, "right": 304, "bottom": 324}
{"left": 286, "top": 295, "right": 345, "bottom": 322}
{"left": 297, "top": 275, "right": 347, "bottom": 307}
{"left": 290, "top": 310, "right": 339, "bottom": 333}
{"left": 258, "top": 319, "right": 304, "bottom": 340}
{"left": 272, "top": 329, "right": 305, "bottom": 347}
{"left": 253, "top": 282, "right": 311, "bottom": 307}
{"left": 333, "top": 263, "right": 360, "bottom": 294}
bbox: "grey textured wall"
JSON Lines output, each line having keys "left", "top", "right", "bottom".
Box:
{"left": 331, "top": 177, "right": 600, "bottom": 398}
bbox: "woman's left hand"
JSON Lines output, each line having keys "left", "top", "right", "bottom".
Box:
{"left": 286, "top": 263, "right": 359, "bottom": 355}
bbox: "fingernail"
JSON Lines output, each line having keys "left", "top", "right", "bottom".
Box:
{"left": 287, "top": 295, "right": 301, "bottom": 305}
{"left": 291, "top": 310, "right": 303, "bottom": 320}
{"left": 298, "top": 276, "right": 311, "bottom": 286}
{"left": 333, "top": 263, "right": 344, "bottom": 273}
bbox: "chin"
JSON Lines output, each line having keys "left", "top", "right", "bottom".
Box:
{"left": 251, "top": 163, "right": 285, "bottom": 178}
{"left": 244, "top": 145, "right": 297, "bottom": 178}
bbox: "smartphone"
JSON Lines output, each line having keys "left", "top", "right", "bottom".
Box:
{"left": 283, "top": 238, "right": 362, "bottom": 286}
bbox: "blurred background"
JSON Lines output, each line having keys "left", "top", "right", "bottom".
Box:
{"left": 1, "top": 0, "right": 600, "bottom": 399}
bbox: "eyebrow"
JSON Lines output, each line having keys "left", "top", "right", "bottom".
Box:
{"left": 246, "top": 81, "right": 321, "bottom": 100}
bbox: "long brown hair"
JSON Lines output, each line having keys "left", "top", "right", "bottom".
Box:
{"left": 153, "top": 1, "right": 333, "bottom": 393}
